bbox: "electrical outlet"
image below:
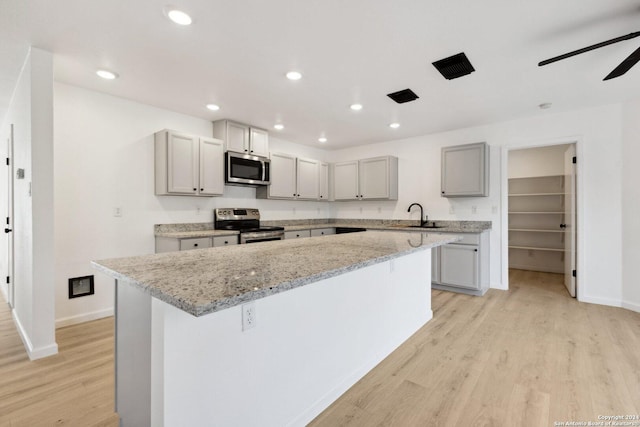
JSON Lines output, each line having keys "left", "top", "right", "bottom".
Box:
{"left": 471, "top": 206, "right": 477, "bottom": 214}
{"left": 242, "top": 303, "right": 256, "bottom": 331}
{"left": 113, "top": 207, "right": 122, "bottom": 217}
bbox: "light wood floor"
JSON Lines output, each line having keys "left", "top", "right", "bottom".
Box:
{"left": 1, "top": 270, "right": 639, "bottom": 426}
{"left": 0, "top": 305, "right": 118, "bottom": 426}
{"left": 310, "top": 269, "right": 640, "bottom": 426}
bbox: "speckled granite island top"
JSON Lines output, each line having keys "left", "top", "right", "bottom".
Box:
{"left": 93, "top": 231, "right": 460, "bottom": 317}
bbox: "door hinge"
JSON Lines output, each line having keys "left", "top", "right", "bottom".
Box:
{"left": 5, "top": 157, "right": 8, "bottom": 166}
{"left": 572, "top": 269, "right": 576, "bottom": 278}
{"left": 6, "top": 276, "right": 9, "bottom": 284}
{"left": 572, "top": 156, "right": 576, "bottom": 164}
{"left": 5, "top": 217, "right": 9, "bottom": 225}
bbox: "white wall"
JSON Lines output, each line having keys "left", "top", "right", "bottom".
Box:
{"left": 0, "top": 48, "right": 57, "bottom": 359}
{"left": 508, "top": 144, "right": 569, "bottom": 179}
{"left": 328, "top": 104, "right": 623, "bottom": 307}
{"left": 621, "top": 98, "right": 640, "bottom": 313}
{"left": 53, "top": 83, "right": 332, "bottom": 327}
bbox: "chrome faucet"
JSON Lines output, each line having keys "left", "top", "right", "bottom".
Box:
{"left": 407, "top": 203, "right": 427, "bottom": 226}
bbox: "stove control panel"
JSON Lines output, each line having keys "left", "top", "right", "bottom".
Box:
{"left": 214, "top": 208, "right": 260, "bottom": 221}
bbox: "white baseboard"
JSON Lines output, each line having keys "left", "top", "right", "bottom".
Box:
{"left": 578, "top": 295, "right": 622, "bottom": 308}
{"left": 12, "top": 309, "right": 59, "bottom": 360}
{"left": 622, "top": 300, "right": 640, "bottom": 313}
{"left": 56, "top": 307, "right": 114, "bottom": 329}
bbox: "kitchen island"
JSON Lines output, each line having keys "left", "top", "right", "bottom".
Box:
{"left": 93, "top": 230, "right": 460, "bottom": 427}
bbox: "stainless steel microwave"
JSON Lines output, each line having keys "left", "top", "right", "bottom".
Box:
{"left": 225, "top": 152, "right": 270, "bottom": 186}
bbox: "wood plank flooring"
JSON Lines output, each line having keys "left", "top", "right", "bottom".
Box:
{"left": 1, "top": 270, "right": 638, "bottom": 426}
{"left": 0, "top": 305, "right": 118, "bottom": 426}
{"left": 310, "top": 269, "right": 640, "bottom": 426}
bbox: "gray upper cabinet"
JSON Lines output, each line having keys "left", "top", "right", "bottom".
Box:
{"left": 212, "top": 120, "right": 269, "bottom": 157}
{"left": 441, "top": 142, "right": 489, "bottom": 197}
{"left": 256, "top": 153, "right": 321, "bottom": 200}
{"left": 155, "top": 130, "right": 224, "bottom": 197}
{"left": 333, "top": 156, "right": 398, "bottom": 201}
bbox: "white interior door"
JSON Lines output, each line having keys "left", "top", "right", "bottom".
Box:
{"left": 6, "top": 124, "right": 14, "bottom": 308}
{"left": 563, "top": 144, "right": 576, "bottom": 297}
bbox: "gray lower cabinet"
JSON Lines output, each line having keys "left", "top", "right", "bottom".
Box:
{"left": 179, "top": 237, "right": 212, "bottom": 251}
{"left": 284, "top": 230, "right": 311, "bottom": 240}
{"left": 310, "top": 228, "right": 336, "bottom": 237}
{"left": 432, "top": 232, "right": 489, "bottom": 296}
{"left": 213, "top": 235, "right": 238, "bottom": 247}
{"left": 155, "top": 235, "right": 238, "bottom": 253}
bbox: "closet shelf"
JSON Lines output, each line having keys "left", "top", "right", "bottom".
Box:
{"left": 509, "top": 245, "right": 564, "bottom": 252}
{"left": 508, "top": 192, "right": 565, "bottom": 197}
{"left": 509, "top": 228, "right": 565, "bottom": 233}
{"left": 508, "top": 211, "right": 564, "bottom": 214}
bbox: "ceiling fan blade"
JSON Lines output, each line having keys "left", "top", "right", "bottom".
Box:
{"left": 603, "top": 45, "right": 640, "bottom": 80}
{"left": 538, "top": 31, "right": 640, "bottom": 66}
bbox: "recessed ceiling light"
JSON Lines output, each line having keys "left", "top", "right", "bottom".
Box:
{"left": 286, "top": 71, "right": 302, "bottom": 80}
{"left": 206, "top": 104, "right": 220, "bottom": 111}
{"left": 274, "top": 124, "right": 284, "bottom": 130}
{"left": 539, "top": 102, "right": 553, "bottom": 109}
{"left": 96, "top": 69, "right": 118, "bottom": 80}
{"left": 350, "top": 104, "right": 363, "bottom": 111}
{"left": 318, "top": 137, "right": 327, "bottom": 143}
{"left": 389, "top": 122, "right": 400, "bottom": 129}
{"left": 166, "top": 9, "right": 192, "bottom": 25}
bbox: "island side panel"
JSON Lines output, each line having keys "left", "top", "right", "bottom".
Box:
{"left": 115, "top": 281, "right": 152, "bottom": 426}
{"left": 153, "top": 250, "right": 432, "bottom": 427}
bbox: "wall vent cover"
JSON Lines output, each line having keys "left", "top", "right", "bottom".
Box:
{"left": 387, "top": 88, "right": 419, "bottom": 104}
{"left": 432, "top": 52, "right": 475, "bottom": 80}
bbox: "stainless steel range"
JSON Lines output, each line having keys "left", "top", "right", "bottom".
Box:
{"left": 214, "top": 208, "right": 284, "bottom": 244}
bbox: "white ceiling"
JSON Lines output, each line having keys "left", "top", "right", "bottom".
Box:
{"left": 1, "top": 0, "right": 640, "bottom": 149}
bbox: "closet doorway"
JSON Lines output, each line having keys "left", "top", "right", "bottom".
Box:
{"left": 507, "top": 143, "right": 577, "bottom": 297}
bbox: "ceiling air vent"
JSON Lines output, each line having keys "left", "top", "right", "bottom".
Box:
{"left": 432, "top": 52, "right": 475, "bottom": 80}
{"left": 387, "top": 88, "right": 419, "bottom": 104}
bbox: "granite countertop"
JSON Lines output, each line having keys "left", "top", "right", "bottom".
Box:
{"left": 281, "top": 221, "right": 490, "bottom": 233}
{"left": 155, "top": 229, "right": 240, "bottom": 239}
{"left": 154, "top": 222, "right": 239, "bottom": 238}
{"left": 93, "top": 231, "right": 460, "bottom": 317}
{"left": 154, "top": 219, "right": 491, "bottom": 238}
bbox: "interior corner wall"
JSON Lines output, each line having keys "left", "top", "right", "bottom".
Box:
{"left": 53, "top": 83, "right": 331, "bottom": 327}
{"left": 621, "top": 98, "right": 640, "bottom": 313}
{"left": 507, "top": 144, "right": 569, "bottom": 179}
{"left": 1, "top": 47, "right": 57, "bottom": 359}
{"left": 328, "top": 103, "right": 623, "bottom": 307}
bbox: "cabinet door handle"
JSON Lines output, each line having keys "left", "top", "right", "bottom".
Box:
{"left": 250, "top": 150, "right": 254, "bottom": 153}
{"left": 474, "top": 249, "right": 478, "bottom": 252}
{"left": 320, "top": 195, "right": 323, "bottom": 198}
{"left": 4, "top": 228, "right": 12, "bottom": 233}
{"left": 194, "top": 243, "right": 198, "bottom": 247}
{"left": 200, "top": 188, "right": 204, "bottom": 191}
{"left": 560, "top": 224, "right": 567, "bottom": 229}
{"left": 224, "top": 241, "right": 228, "bottom": 244}
{"left": 193, "top": 188, "right": 197, "bottom": 191}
